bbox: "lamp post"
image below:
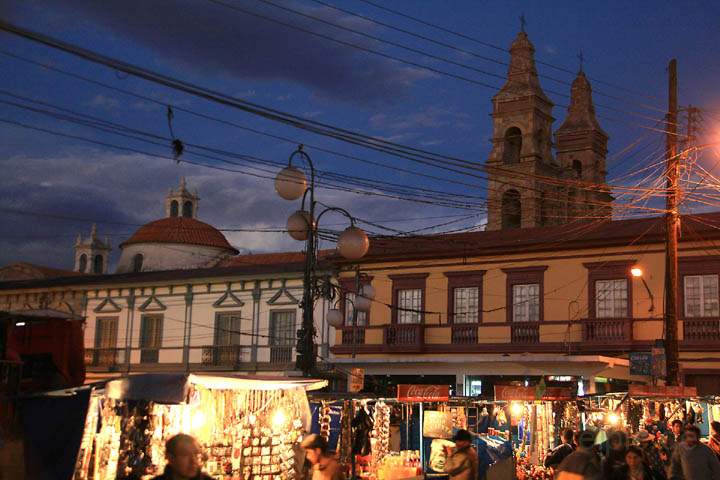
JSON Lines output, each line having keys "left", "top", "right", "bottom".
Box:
{"left": 275, "top": 145, "right": 369, "bottom": 376}
{"left": 631, "top": 266, "right": 655, "bottom": 313}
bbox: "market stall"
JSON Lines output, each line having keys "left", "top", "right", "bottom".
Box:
{"left": 52, "top": 373, "right": 327, "bottom": 480}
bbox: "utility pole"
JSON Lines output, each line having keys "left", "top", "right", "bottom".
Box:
{"left": 664, "top": 59, "right": 680, "bottom": 386}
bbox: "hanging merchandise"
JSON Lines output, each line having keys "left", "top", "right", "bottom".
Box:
{"left": 371, "top": 401, "right": 391, "bottom": 464}
{"left": 319, "top": 402, "right": 333, "bottom": 443}
{"left": 352, "top": 403, "right": 374, "bottom": 456}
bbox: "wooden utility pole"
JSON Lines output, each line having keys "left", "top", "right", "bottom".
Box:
{"left": 665, "top": 59, "right": 680, "bottom": 386}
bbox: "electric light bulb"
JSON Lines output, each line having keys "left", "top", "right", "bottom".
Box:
{"left": 631, "top": 267, "right": 643, "bottom": 277}
{"left": 191, "top": 410, "right": 206, "bottom": 430}
{"left": 272, "top": 409, "right": 287, "bottom": 429}
{"left": 608, "top": 413, "right": 619, "bottom": 425}
{"left": 510, "top": 402, "right": 523, "bottom": 417}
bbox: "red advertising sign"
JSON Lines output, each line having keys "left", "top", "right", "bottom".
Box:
{"left": 397, "top": 384, "right": 450, "bottom": 402}
{"left": 628, "top": 384, "right": 698, "bottom": 398}
{"left": 494, "top": 385, "right": 574, "bottom": 401}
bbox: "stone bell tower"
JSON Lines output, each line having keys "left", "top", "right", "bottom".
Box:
{"left": 74, "top": 224, "right": 111, "bottom": 274}
{"left": 485, "top": 30, "right": 561, "bottom": 230}
{"left": 165, "top": 176, "right": 200, "bottom": 219}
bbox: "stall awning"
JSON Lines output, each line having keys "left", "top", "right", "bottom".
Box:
{"left": 104, "top": 373, "right": 327, "bottom": 403}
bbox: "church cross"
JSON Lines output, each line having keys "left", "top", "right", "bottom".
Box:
{"left": 577, "top": 50, "right": 585, "bottom": 73}
{"left": 520, "top": 13, "right": 527, "bottom": 33}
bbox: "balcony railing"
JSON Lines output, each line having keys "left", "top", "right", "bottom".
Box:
{"left": 270, "top": 346, "right": 293, "bottom": 364}
{"left": 384, "top": 324, "right": 424, "bottom": 352}
{"left": 452, "top": 324, "right": 478, "bottom": 345}
{"left": 201, "top": 345, "right": 249, "bottom": 367}
{"left": 582, "top": 318, "right": 632, "bottom": 343}
{"left": 341, "top": 327, "right": 366, "bottom": 345}
{"left": 684, "top": 318, "right": 720, "bottom": 343}
{"left": 85, "top": 348, "right": 121, "bottom": 367}
{"left": 511, "top": 322, "right": 540, "bottom": 344}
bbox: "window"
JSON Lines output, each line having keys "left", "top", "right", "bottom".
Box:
{"left": 684, "top": 275, "right": 719, "bottom": 318}
{"left": 139, "top": 314, "right": 163, "bottom": 363}
{"left": 453, "top": 287, "right": 479, "bottom": 323}
{"left": 502, "top": 127, "right": 522, "bottom": 164}
{"left": 398, "top": 289, "right": 423, "bottom": 324}
{"left": 501, "top": 190, "right": 521, "bottom": 229}
{"left": 214, "top": 312, "right": 241, "bottom": 346}
{"left": 572, "top": 160, "right": 582, "bottom": 178}
{"left": 269, "top": 311, "right": 295, "bottom": 364}
{"left": 78, "top": 254, "right": 87, "bottom": 273}
{"left": 170, "top": 200, "right": 179, "bottom": 217}
{"left": 595, "top": 279, "right": 628, "bottom": 318}
{"left": 182, "top": 201, "right": 193, "bottom": 218}
{"left": 95, "top": 317, "right": 118, "bottom": 349}
{"left": 512, "top": 284, "right": 540, "bottom": 322}
{"left": 132, "top": 254, "right": 144, "bottom": 273}
{"left": 93, "top": 254, "right": 104, "bottom": 274}
{"left": 344, "top": 292, "right": 368, "bottom": 326}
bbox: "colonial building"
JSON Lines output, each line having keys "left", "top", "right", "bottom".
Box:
{"left": 332, "top": 212, "right": 720, "bottom": 397}
{"left": 0, "top": 178, "right": 335, "bottom": 382}
{"left": 486, "top": 31, "right": 611, "bottom": 230}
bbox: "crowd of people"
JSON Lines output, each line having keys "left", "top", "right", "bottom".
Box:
{"left": 545, "top": 421, "right": 720, "bottom": 480}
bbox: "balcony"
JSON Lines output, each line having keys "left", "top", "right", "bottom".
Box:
{"left": 684, "top": 318, "right": 720, "bottom": 343}
{"left": 582, "top": 318, "right": 632, "bottom": 343}
{"left": 201, "top": 345, "right": 249, "bottom": 367}
{"left": 511, "top": 322, "right": 540, "bottom": 344}
{"left": 270, "top": 346, "right": 293, "bottom": 365}
{"left": 451, "top": 324, "right": 478, "bottom": 345}
{"left": 85, "top": 348, "right": 121, "bottom": 368}
{"left": 384, "top": 324, "right": 424, "bottom": 353}
{"left": 341, "top": 327, "right": 366, "bottom": 345}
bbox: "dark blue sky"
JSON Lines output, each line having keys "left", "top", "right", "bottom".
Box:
{"left": 0, "top": 0, "right": 719, "bottom": 269}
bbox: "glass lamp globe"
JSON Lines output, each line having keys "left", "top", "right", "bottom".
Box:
{"left": 287, "top": 210, "right": 314, "bottom": 241}
{"left": 353, "top": 295, "right": 372, "bottom": 312}
{"left": 326, "top": 308, "right": 344, "bottom": 328}
{"left": 275, "top": 166, "right": 307, "bottom": 200}
{"left": 360, "top": 284, "right": 376, "bottom": 300}
{"left": 337, "top": 226, "right": 369, "bottom": 260}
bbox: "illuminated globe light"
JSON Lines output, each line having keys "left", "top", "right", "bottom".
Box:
{"left": 631, "top": 267, "right": 643, "bottom": 277}
{"left": 287, "top": 210, "right": 314, "bottom": 241}
{"left": 275, "top": 166, "right": 307, "bottom": 200}
{"left": 327, "top": 308, "right": 344, "bottom": 328}
{"left": 337, "top": 226, "right": 369, "bottom": 260}
{"left": 354, "top": 295, "right": 372, "bottom": 312}
{"left": 360, "top": 284, "right": 376, "bottom": 300}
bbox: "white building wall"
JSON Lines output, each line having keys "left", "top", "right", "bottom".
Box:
{"left": 115, "top": 243, "right": 232, "bottom": 273}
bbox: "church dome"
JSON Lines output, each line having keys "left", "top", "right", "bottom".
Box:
{"left": 121, "top": 217, "right": 238, "bottom": 253}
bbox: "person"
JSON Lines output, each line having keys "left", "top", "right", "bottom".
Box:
{"left": 555, "top": 430, "right": 602, "bottom": 480}
{"left": 612, "top": 445, "right": 656, "bottom": 480}
{"left": 545, "top": 429, "right": 576, "bottom": 469}
{"left": 670, "top": 424, "right": 720, "bottom": 480}
{"left": 443, "top": 429, "right": 478, "bottom": 480}
{"left": 637, "top": 430, "right": 664, "bottom": 478}
{"left": 666, "top": 420, "right": 683, "bottom": 452}
{"left": 603, "top": 431, "right": 629, "bottom": 478}
{"left": 658, "top": 447, "right": 672, "bottom": 479}
{"left": 301, "top": 434, "right": 346, "bottom": 480}
{"left": 152, "top": 434, "right": 212, "bottom": 480}
{"left": 709, "top": 421, "right": 720, "bottom": 460}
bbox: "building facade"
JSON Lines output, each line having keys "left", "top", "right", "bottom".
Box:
{"left": 332, "top": 213, "right": 720, "bottom": 397}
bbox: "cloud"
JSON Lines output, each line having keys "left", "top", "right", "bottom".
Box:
{"left": 369, "top": 106, "right": 472, "bottom": 132}
{"left": 17, "top": 0, "right": 432, "bottom": 104}
{"left": 84, "top": 94, "right": 120, "bottom": 110}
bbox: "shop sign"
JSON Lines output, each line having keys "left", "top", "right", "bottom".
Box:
{"left": 347, "top": 368, "right": 365, "bottom": 393}
{"left": 651, "top": 346, "right": 666, "bottom": 379}
{"left": 629, "top": 352, "right": 652, "bottom": 376}
{"left": 397, "top": 384, "right": 450, "bottom": 402}
{"left": 494, "top": 385, "right": 573, "bottom": 401}
{"left": 422, "top": 410, "right": 453, "bottom": 439}
{"left": 628, "top": 384, "right": 698, "bottom": 398}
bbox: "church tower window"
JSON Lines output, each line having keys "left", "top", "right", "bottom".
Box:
{"left": 182, "top": 201, "right": 193, "bottom": 218}
{"left": 132, "top": 254, "right": 144, "bottom": 273}
{"left": 502, "top": 127, "right": 522, "bottom": 164}
{"left": 170, "top": 200, "right": 179, "bottom": 217}
{"left": 501, "top": 190, "right": 522, "bottom": 229}
{"left": 93, "top": 255, "right": 104, "bottom": 274}
{"left": 79, "top": 254, "right": 87, "bottom": 273}
{"left": 572, "top": 160, "right": 582, "bottom": 178}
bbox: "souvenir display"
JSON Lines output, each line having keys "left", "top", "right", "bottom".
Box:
{"left": 371, "top": 401, "right": 391, "bottom": 464}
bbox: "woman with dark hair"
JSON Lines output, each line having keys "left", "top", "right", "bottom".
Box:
{"left": 612, "top": 445, "right": 657, "bottom": 480}
{"left": 709, "top": 421, "right": 720, "bottom": 460}
{"left": 603, "top": 431, "right": 629, "bottom": 478}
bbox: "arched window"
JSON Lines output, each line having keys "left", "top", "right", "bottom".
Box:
{"left": 78, "top": 254, "right": 87, "bottom": 273}
{"left": 501, "top": 189, "right": 522, "bottom": 229}
{"left": 182, "top": 201, "right": 193, "bottom": 218}
{"left": 502, "top": 127, "right": 522, "bottom": 164}
{"left": 132, "top": 253, "right": 144, "bottom": 273}
{"left": 93, "top": 254, "right": 104, "bottom": 274}
{"left": 572, "top": 160, "right": 582, "bottom": 178}
{"left": 170, "top": 200, "right": 179, "bottom": 217}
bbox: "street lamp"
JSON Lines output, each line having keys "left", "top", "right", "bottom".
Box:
{"left": 275, "top": 145, "right": 369, "bottom": 376}
{"left": 631, "top": 266, "right": 655, "bottom": 313}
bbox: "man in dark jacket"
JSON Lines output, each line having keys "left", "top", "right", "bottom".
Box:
{"left": 152, "top": 434, "right": 213, "bottom": 480}
{"left": 670, "top": 425, "right": 720, "bottom": 480}
{"left": 555, "top": 430, "right": 602, "bottom": 480}
{"left": 545, "top": 429, "right": 575, "bottom": 469}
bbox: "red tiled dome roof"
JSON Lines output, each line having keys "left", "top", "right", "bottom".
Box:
{"left": 121, "top": 217, "right": 238, "bottom": 253}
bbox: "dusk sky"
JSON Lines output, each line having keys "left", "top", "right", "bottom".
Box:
{"left": 1, "top": 0, "right": 719, "bottom": 270}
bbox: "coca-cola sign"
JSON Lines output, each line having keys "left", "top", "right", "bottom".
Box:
{"left": 494, "top": 385, "right": 573, "bottom": 401}
{"left": 397, "top": 384, "right": 450, "bottom": 402}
